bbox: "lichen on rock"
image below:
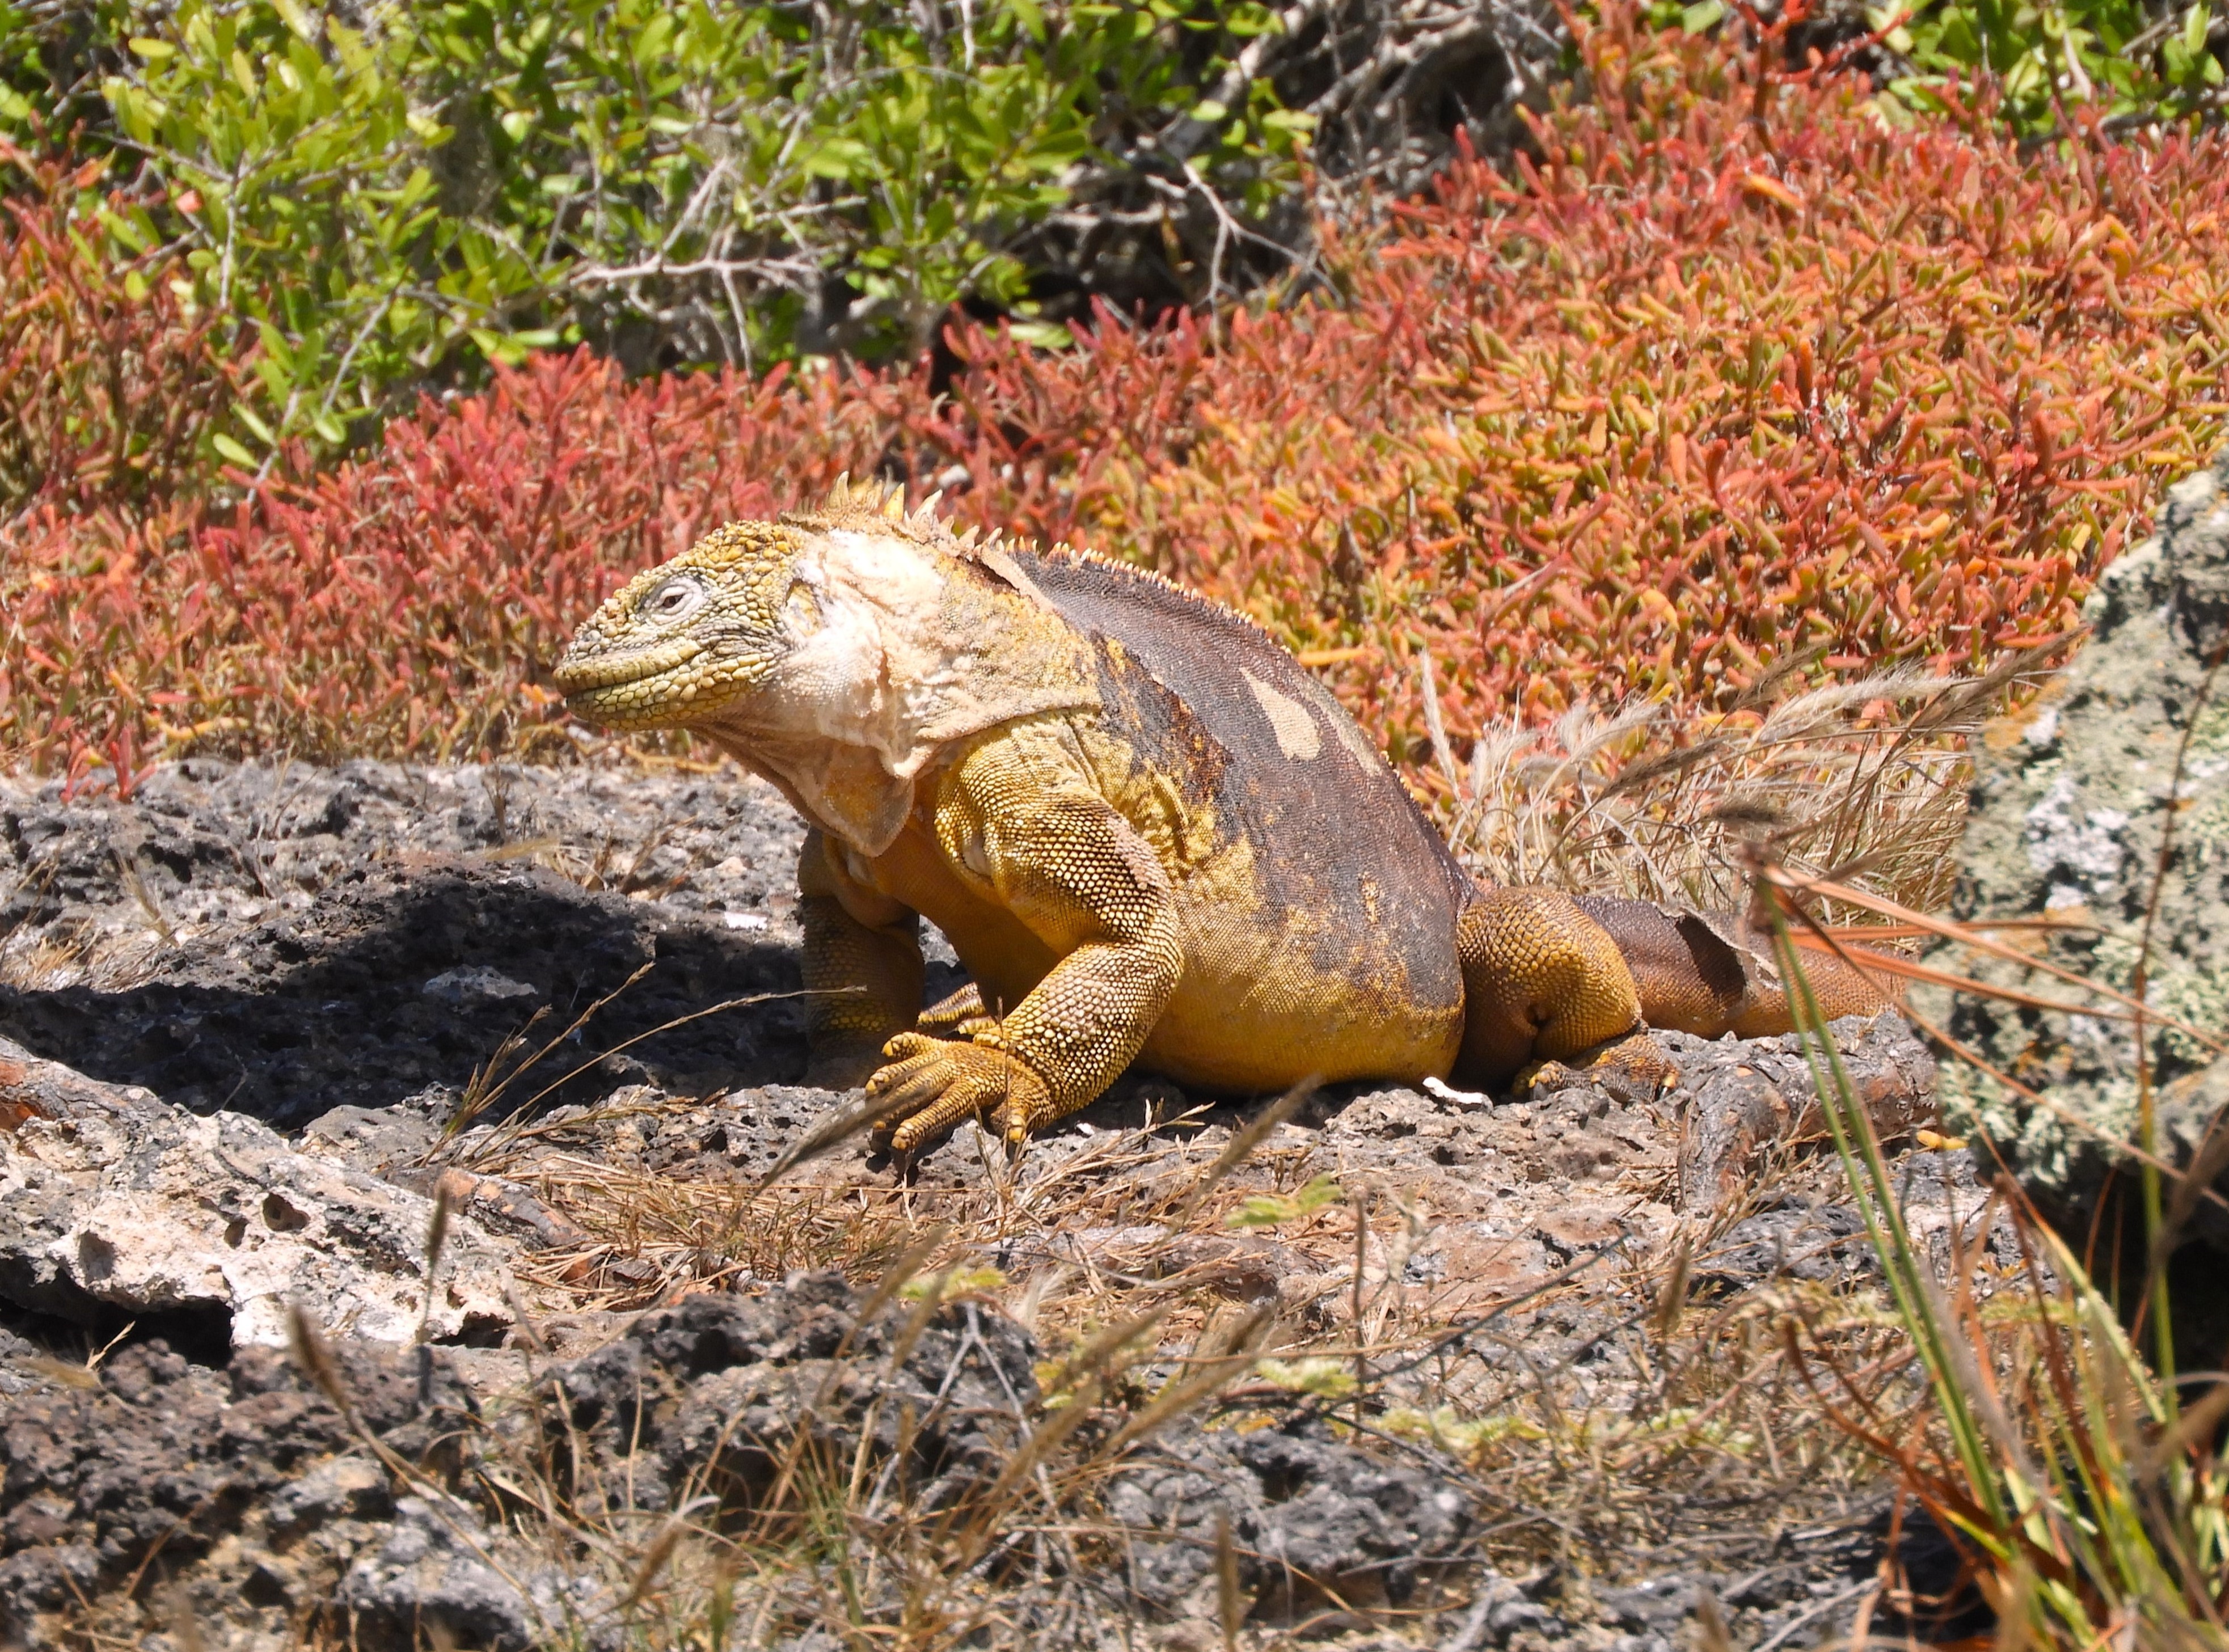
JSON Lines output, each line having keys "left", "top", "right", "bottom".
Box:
{"left": 1935, "top": 447, "right": 2229, "bottom": 1245}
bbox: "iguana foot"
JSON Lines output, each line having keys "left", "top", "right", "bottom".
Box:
{"left": 867, "top": 1032, "right": 1056, "bottom": 1155}
{"left": 1516, "top": 1030, "right": 1677, "bottom": 1106}
{"left": 915, "top": 983, "right": 1000, "bottom": 1038}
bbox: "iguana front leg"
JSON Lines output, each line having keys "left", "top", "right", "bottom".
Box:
{"left": 868, "top": 735, "right": 1184, "bottom": 1154}
{"left": 798, "top": 828, "right": 925, "bottom": 1086}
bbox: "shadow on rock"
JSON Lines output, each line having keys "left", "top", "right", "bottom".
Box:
{"left": 0, "top": 858, "right": 809, "bottom": 1129}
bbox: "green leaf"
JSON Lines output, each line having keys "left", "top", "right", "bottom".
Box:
{"left": 898, "top": 1265, "right": 1006, "bottom": 1303}
{"left": 98, "top": 206, "right": 150, "bottom": 254}
{"left": 1227, "top": 1174, "right": 1343, "bottom": 1228}
{"left": 272, "top": 0, "right": 320, "bottom": 44}
{"left": 1004, "top": 319, "right": 1074, "bottom": 349}
{"left": 1682, "top": 0, "right": 1726, "bottom": 33}
{"left": 1256, "top": 1357, "right": 1358, "bottom": 1399}
{"left": 799, "top": 136, "right": 872, "bottom": 180}
{"left": 210, "top": 432, "right": 256, "bottom": 466}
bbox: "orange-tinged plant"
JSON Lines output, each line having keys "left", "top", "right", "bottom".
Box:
{"left": 1, "top": 353, "right": 911, "bottom": 782}
{"left": 0, "top": 144, "right": 254, "bottom": 513}
{"left": 926, "top": 11, "right": 2229, "bottom": 783}
{"left": 7, "top": 7, "right": 2229, "bottom": 788}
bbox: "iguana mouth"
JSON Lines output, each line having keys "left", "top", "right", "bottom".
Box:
{"left": 553, "top": 636, "right": 705, "bottom": 696}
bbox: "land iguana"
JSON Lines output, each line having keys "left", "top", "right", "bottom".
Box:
{"left": 553, "top": 481, "right": 1889, "bottom": 1156}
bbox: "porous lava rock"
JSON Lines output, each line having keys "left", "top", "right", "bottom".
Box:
{"left": 0, "top": 1271, "right": 1525, "bottom": 1650}
{"left": 0, "top": 1036, "right": 517, "bottom": 1351}
{"left": 0, "top": 1335, "right": 491, "bottom": 1651}
{"left": 1104, "top": 1424, "right": 1472, "bottom": 1615}
{"left": 0, "top": 759, "right": 815, "bottom": 1129}
{"left": 1937, "top": 448, "right": 2229, "bottom": 1248}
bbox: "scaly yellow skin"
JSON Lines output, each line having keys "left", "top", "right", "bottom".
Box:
{"left": 554, "top": 481, "right": 1891, "bottom": 1156}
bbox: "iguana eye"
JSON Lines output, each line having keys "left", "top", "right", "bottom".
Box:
{"left": 640, "top": 577, "right": 704, "bottom": 623}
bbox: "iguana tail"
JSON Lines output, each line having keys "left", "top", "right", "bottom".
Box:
{"left": 1451, "top": 887, "right": 1896, "bottom": 1088}
{"left": 1572, "top": 894, "right": 1895, "bottom": 1037}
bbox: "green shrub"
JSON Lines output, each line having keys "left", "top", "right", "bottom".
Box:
{"left": 1876, "top": 0, "right": 2227, "bottom": 137}
{"left": 1660, "top": 0, "right": 2229, "bottom": 138}
{"left": 0, "top": 142, "right": 252, "bottom": 508}
{"left": 0, "top": 0, "right": 1299, "bottom": 459}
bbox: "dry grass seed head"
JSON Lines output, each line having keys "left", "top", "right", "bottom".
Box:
{"left": 1445, "top": 665, "right": 2023, "bottom": 922}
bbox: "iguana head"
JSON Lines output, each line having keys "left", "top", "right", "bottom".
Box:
{"left": 554, "top": 479, "right": 1102, "bottom": 852}
{"left": 553, "top": 519, "right": 803, "bottom": 730}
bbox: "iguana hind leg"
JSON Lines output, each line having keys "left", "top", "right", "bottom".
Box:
{"left": 1454, "top": 886, "right": 1667, "bottom": 1092}
{"left": 799, "top": 829, "right": 925, "bottom": 1087}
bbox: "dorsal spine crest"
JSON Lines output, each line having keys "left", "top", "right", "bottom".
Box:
{"left": 778, "top": 478, "right": 1276, "bottom": 648}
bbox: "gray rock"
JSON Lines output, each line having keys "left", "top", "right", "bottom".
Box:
{"left": 422, "top": 966, "right": 541, "bottom": 1003}
{"left": 0, "top": 758, "right": 812, "bottom": 1129}
{"left": 1665, "top": 1014, "right": 1937, "bottom": 1210}
{"left": 266, "top": 1455, "right": 393, "bottom": 1540}
{"left": 1595, "top": 1573, "right": 1698, "bottom": 1631}
{"left": 300, "top": 1101, "right": 445, "bottom": 1176}
{"left": 337, "top": 1495, "right": 614, "bottom": 1652}
{"left": 3, "top": 1280, "right": 969, "bottom": 1650}
{"left": 1433, "top": 1569, "right": 1562, "bottom": 1649}
{"left": 0, "top": 1547, "right": 98, "bottom": 1622}
{"left": 544, "top": 1275, "right": 1038, "bottom": 1521}
{"left": 0, "top": 1046, "right": 518, "bottom": 1349}
{"left": 1104, "top": 1423, "right": 1470, "bottom": 1618}
{"left": 0, "top": 1334, "right": 487, "bottom": 1649}
{"left": 1934, "top": 447, "right": 2229, "bottom": 1245}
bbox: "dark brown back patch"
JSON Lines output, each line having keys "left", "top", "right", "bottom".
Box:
{"left": 1023, "top": 550, "right": 1468, "bottom": 996}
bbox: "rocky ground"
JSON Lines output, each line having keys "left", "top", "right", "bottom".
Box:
{"left": 0, "top": 758, "right": 2008, "bottom": 1651}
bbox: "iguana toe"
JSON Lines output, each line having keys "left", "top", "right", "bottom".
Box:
{"left": 867, "top": 1033, "right": 1054, "bottom": 1155}
{"left": 916, "top": 982, "right": 998, "bottom": 1037}
{"left": 1517, "top": 1030, "right": 1677, "bottom": 1106}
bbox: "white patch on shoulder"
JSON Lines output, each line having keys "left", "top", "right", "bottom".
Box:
{"left": 1242, "top": 670, "right": 1322, "bottom": 761}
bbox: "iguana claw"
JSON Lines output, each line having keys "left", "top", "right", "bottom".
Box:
{"left": 1515, "top": 1030, "right": 1678, "bottom": 1106}
{"left": 866, "top": 1032, "right": 1054, "bottom": 1155}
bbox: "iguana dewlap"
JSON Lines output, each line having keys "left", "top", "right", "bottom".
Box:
{"left": 554, "top": 482, "right": 1888, "bottom": 1153}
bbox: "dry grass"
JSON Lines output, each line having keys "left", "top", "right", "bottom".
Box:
{"left": 415, "top": 1091, "right": 1955, "bottom": 1651}
{"left": 1429, "top": 654, "right": 2059, "bottom": 922}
